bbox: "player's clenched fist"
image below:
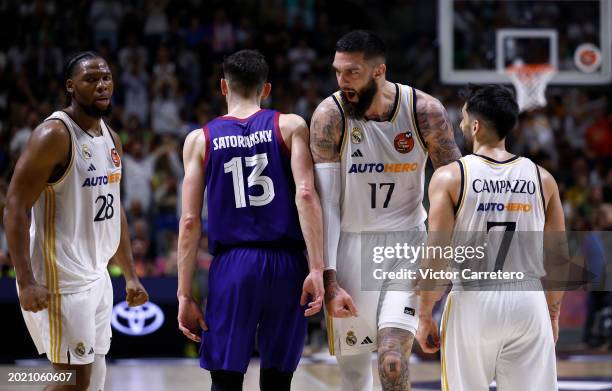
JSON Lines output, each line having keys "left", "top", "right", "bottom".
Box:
{"left": 416, "top": 314, "right": 440, "bottom": 354}
{"left": 126, "top": 278, "right": 149, "bottom": 307}
{"left": 324, "top": 281, "right": 358, "bottom": 318}
{"left": 19, "top": 283, "right": 50, "bottom": 312}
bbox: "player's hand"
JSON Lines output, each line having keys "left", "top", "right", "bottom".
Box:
{"left": 416, "top": 314, "right": 440, "bottom": 354}
{"left": 324, "top": 282, "right": 358, "bottom": 318}
{"left": 125, "top": 278, "right": 149, "bottom": 307}
{"left": 178, "top": 296, "right": 207, "bottom": 343}
{"left": 301, "top": 269, "right": 324, "bottom": 317}
{"left": 550, "top": 315, "right": 559, "bottom": 344}
{"left": 18, "top": 282, "right": 50, "bottom": 312}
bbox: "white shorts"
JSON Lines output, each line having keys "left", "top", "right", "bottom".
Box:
{"left": 20, "top": 272, "right": 113, "bottom": 365}
{"left": 441, "top": 288, "right": 557, "bottom": 391}
{"left": 326, "top": 228, "right": 423, "bottom": 356}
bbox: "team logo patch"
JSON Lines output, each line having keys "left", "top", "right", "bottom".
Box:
{"left": 111, "top": 148, "right": 121, "bottom": 167}
{"left": 394, "top": 131, "right": 414, "bottom": 154}
{"left": 404, "top": 307, "right": 415, "bottom": 316}
{"left": 81, "top": 144, "right": 93, "bottom": 159}
{"left": 351, "top": 127, "right": 363, "bottom": 144}
{"left": 75, "top": 342, "right": 86, "bottom": 357}
{"left": 346, "top": 330, "right": 357, "bottom": 346}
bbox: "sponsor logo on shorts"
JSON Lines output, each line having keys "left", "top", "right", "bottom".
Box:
{"left": 394, "top": 131, "right": 414, "bottom": 154}
{"left": 351, "top": 127, "right": 363, "bottom": 144}
{"left": 346, "top": 330, "right": 357, "bottom": 346}
{"left": 75, "top": 342, "right": 86, "bottom": 357}
{"left": 404, "top": 307, "right": 415, "bottom": 316}
{"left": 88, "top": 347, "right": 94, "bottom": 355}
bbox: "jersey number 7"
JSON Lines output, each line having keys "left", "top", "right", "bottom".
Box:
{"left": 486, "top": 221, "right": 516, "bottom": 272}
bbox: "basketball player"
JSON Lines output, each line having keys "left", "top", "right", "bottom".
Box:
{"left": 3, "top": 52, "right": 149, "bottom": 391}
{"left": 310, "top": 30, "right": 461, "bottom": 391}
{"left": 416, "top": 85, "right": 565, "bottom": 390}
{"left": 177, "top": 50, "right": 325, "bottom": 391}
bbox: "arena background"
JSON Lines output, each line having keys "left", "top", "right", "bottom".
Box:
{"left": 0, "top": 0, "right": 610, "bottom": 390}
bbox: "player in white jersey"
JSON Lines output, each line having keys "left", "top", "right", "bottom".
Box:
{"left": 4, "top": 52, "right": 148, "bottom": 391}
{"left": 310, "top": 31, "right": 461, "bottom": 391}
{"left": 417, "top": 85, "right": 566, "bottom": 390}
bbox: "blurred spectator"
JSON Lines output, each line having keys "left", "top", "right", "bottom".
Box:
{"left": 585, "top": 105, "right": 612, "bottom": 159}
{"left": 121, "top": 57, "right": 150, "bottom": 125}
{"left": 151, "top": 81, "right": 182, "bottom": 136}
{"left": 89, "top": 0, "right": 123, "bottom": 50}
{"left": 144, "top": 0, "right": 169, "bottom": 44}
{"left": 118, "top": 34, "right": 148, "bottom": 72}
{"left": 10, "top": 108, "right": 38, "bottom": 155}
{"left": 122, "top": 139, "right": 176, "bottom": 217}
{"left": 211, "top": 9, "right": 235, "bottom": 55}
{"left": 288, "top": 38, "right": 316, "bottom": 81}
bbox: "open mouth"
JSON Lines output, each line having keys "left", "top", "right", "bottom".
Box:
{"left": 343, "top": 90, "right": 358, "bottom": 102}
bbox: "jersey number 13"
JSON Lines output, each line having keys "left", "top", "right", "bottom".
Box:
{"left": 224, "top": 153, "right": 275, "bottom": 208}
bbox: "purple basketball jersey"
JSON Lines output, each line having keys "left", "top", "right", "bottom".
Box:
{"left": 203, "top": 109, "right": 305, "bottom": 255}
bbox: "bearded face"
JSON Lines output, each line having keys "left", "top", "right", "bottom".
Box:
{"left": 340, "top": 75, "right": 378, "bottom": 118}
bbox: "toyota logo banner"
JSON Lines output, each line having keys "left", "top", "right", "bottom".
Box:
{"left": 111, "top": 301, "right": 165, "bottom": 336}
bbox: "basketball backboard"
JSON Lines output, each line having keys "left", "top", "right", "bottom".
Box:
{"left": 438, "top": 0, "right": 612, "bottom": 85}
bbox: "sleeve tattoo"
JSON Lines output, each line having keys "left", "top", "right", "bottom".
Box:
{"left": 415, "top": 90, "right": 461, "bottom": 169}
{"left": 309, "top": 97, "right": 344, "bottom": 163}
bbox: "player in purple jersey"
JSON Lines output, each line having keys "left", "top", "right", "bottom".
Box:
{"left": 177, "top": 50, "right": 325, "bottom": 391}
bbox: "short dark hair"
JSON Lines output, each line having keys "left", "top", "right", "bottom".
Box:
{"left": 64, "top": 51, "right": 103, "bottom": 104}
{"left": 222, "top": 50, "right": 269, "bottom": 97}
{"left": 335, "top": 30, "right": 386, "bottom": 61}
{"left": 459, "top": 84, "right": 519, "bottom": 140}
{"left": 64, "top": 51, "right": 101, "bottom": 81}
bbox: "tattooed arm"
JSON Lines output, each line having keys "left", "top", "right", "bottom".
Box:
{"left": 378, "top": 327, "right": 414, "bottom": 391}
{"left": 310, "top": 96, "right": 343, "bottom": 163}
{"left": 415, "top": 89, "right": 461, "bottom": 169}
{"left": 310, "top": 97, "right": 357, "bottom": 318}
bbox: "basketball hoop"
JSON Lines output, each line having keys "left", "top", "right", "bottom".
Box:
{"left": 505, "top": 64, "right": 556, "bottom": 112}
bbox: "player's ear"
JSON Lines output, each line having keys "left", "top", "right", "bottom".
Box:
{"left": 66, "top": 79, "right": 74, "bottom": 95}
{"left": 260, "top": 82, "right": 271, "bottom": 100}
{"left": 220, "top": 78, "right": 229, "bottom": 96}
{"left": 472, "top": 119, "right": 480, "bottom": 136}
{"left": 374, "top": 63, "right": 386, "bottom": 79}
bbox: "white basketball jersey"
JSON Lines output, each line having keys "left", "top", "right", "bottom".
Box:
{"left": 453, "top": 154, "right": 546, "bottom": 281}
{"left": 29, "top": 111, "right": 122, "bottom": 294}
{"left": 336, "top": 84, "right": 428, "bottom": 232}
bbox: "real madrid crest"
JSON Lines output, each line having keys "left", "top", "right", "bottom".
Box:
{"left": 351, "top": 127, "right": 363, "bottom": 144}
{"left": 394, "top": 130, "right": 414, "bottom": 154}
{"left": 81, "top": 144, "right": 93, "bottom": 159}
{"left": 346, "top": 330, "right": 357, "bottom": 346}
{"left": 75, "top": 342, "right": 86, "bottom": 357}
